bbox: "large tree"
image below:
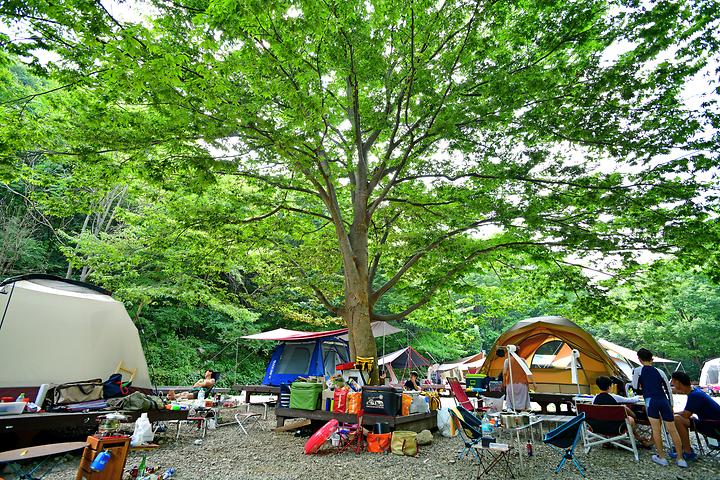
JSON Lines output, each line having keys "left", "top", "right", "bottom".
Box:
{"left": 2, "top": 0, "right": 718, "bottom": 381}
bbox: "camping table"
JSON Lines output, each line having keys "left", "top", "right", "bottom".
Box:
{"left": 232, "top": 385, "right": 280, "bottom": 404}
{"left": 472, "top": 443, "right": 515, "bottom": 479}
{"left": 498, "top": 417, "right": 543, "bottom": 468}
{"left": 0, "top": 441, "right": 87, "bottom": 479}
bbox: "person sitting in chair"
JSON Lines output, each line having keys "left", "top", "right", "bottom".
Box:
{"left": 593, "top": 375, "right": 652, "bottom": 447}
{"left": 404, "top": 371, "right": 422, "bottom": 391}
{"left": 671, "top": 371, "right": 720, "bottom": 461}
{"left": 168, "top": 370, "right": 218, "bottom": 400}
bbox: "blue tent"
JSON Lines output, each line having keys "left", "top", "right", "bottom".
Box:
{"left": 242, "top": 328, "right": 350, "bottom": 386}
{"left": 261, "top": 337, "right": 349, "bottom": 386}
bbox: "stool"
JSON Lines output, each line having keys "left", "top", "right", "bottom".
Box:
{"left": 235, "top": 412, "right": 262, "bottom": 435}
{"left": 176, "top": 409, "right": 213, "bottom": 439}
{"left": 473, "top": 443, "right": 515, "bottom": 479}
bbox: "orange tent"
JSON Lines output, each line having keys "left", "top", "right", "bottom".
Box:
{"left": 479, "top": 316, "right": 627, "bottom": 394}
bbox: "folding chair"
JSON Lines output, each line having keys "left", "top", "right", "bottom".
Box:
{"left": 447, "top": 378, "right": 480, "bottom": 412}
{"left": 449, "top": 407, "right": 483, "bottom": 462}
{"left": 543, "top": 412, "right": 586, "bottom": 477}
{"left": 692, "top": 418, "right": 720, "bottom": 457}
{"left": 234, "top": 412, "right": 262, "bottom": 435}
{"left": 114, "top": 361, "right": 137, "bottom": 383}
{"left": 576, "top": 404, "right": 639, "bottom": 461}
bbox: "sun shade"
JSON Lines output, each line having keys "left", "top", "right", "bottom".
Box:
{"left": 242, "top": 321, "right": 402, "bottom": 342}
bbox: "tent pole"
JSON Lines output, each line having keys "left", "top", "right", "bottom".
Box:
{"left": 234, "top": 339, "right": 239, "bottom": 384}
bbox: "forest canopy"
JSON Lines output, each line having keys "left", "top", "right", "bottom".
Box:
{"left": 1, "top": 0, "right": 719, "bottom": 383}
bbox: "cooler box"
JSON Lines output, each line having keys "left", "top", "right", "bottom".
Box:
{"left": 289, "top": 382, "right": 323, "bottom": 410}
{"left": 362, "top": 386, "right": 402, "bottom": 415}
{"left": 466, "top": 373, "right": 486, "bottom": 389}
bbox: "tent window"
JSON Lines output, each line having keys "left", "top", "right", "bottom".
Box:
{"left": 322, "top": 342, "right": 348, "bottom": 375}
{"left": 276, "top": 343, "right": 314, "bottom": 375}
{"left": 531, "top": 340, "right": 564, "bottom": 368}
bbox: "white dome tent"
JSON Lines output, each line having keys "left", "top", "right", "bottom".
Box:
{"left": 0, "top": 274, "right": 152, "bottom": 397}
{"left": 700, "top": 358, "right": 720, "bottom": 387}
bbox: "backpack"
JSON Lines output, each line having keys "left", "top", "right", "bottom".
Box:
{"left": 103, "top": 373, "right": 132, "bottom": 399}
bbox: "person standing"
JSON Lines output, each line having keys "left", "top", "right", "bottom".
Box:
{"left": 497, "top": 347, "right": 536, "bottom": 411}
{"left": 632, "top": 348, "right": 686, "bottom": 468}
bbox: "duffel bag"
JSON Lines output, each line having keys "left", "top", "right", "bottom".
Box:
{"left": 391, "top": 431, "right": 418, "bottom": 456}
{"left": 51, "top": 379, "right": 104, "bottom": 405}
{"left": 106, "top": 391, "right": 164, "bottom": 411}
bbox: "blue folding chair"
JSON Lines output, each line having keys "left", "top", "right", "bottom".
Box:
{"left": 543, "top": 412, "right": 586, "bottom": 477}
{"left": 448, "top": 407, "right": 483, "bottom": 462}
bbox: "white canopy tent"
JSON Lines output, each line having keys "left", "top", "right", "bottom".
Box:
{"left": 0, "top": 275, "right": 152, "bottom": 393}
{"left": 701, "top": 358, "right": 720, "bottom": 386}
{"left": 598, "top": 339, "right": 682, "bottom": 376}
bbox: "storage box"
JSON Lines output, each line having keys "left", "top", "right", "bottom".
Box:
{"left": 289, "top": 382, "right": 323, "bottom": 410}
{"left": 465, "top": 373, "right": 486, "bottom": 389}
{"left": 362, "top": 386, "right": 402, "bottom": 415}
{"left": 0, "top": 402, "right": 25, "bottom": 415}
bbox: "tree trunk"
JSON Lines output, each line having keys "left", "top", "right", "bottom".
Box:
{"left": 343, "top": 278, "right": 379, "bottom": 385}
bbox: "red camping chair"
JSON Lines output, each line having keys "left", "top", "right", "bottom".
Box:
{"left": 576, "top": 403, "right": 639, "bottom": 461}
{"left": 448, "top": 378, "right": 481, "bottom": 412}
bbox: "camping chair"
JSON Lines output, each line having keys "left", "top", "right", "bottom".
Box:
{"left": 543, "top": 412, "right": 586, "bottom": 477}
{"left": 114, "top": 361, "right": 137, "bottom": 383}
{"left": 234, "top": 412, "right": 262, "bottom": 435}
{"left": 447, "top": 378, "right": 479, "bottom": 412}
{"left": 692, "top": 418, "right": 720, "bottom": 457}
{"left": 576, "top": 404, "right": 639, "bottom": 461}
{"left": 448, "top": 407, "right": 483, "bottom": 462}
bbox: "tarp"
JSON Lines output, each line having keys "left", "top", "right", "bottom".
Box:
{"left": 378, "top": 346, "right": 431, "bottom": 369}
{"left": 479, "top": 316, "right": 627, "bottom": 395}
{"left": 242, "top": 321, "right": 402, "bottom": 342}
{"left": 701, "top": 358, "right": 720, "bottom": 386}
{"left": 0, "top": 274, "right": 152, "bottom": 390}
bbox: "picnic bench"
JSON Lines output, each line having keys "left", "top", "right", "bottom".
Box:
{"left": 232, "top": 384, "right": 280, "bottom": 404}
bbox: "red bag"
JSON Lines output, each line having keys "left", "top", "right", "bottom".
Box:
{"left": 333, "top": 387, "right": 349, "bottom": 413}
{"left": 367, "top": 432, "right": 392, "bottom": 453}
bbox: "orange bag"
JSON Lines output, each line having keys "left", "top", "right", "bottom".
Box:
{"left": 402, "top": 394, "right": 412, "bottom": 416}
{"left": 347, "top": 392, "right": 362, "bottom": 414}
{"left": 366, "top": 432, "right": 392, "bottom": 453}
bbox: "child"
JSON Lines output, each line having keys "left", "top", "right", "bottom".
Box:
{"left": 632, "top": 348, "right": 686, "bottom": 468}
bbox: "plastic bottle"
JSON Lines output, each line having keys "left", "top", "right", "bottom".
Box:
{"left": 161, "top": 468, "right": 176, "bottom": 479}
{"left": 481, "top": 413, "right": 491, "bottom": 433}
{"left": 90, "top": 450, "right": 111, "bottom": 471}
{"left": 197, "top": 389, "right": 205, "bottom": 402}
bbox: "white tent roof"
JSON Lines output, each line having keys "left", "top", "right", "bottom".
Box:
{"left": 598, "top": 339, "right": 680, "bottom": 367}
{"left": 0, "top": 276, "right": 152, "bottom": 389}
{"left": 338, "top": 321, "right": 402, "bottom": 341}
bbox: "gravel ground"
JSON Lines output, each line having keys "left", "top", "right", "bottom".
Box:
{"left": 27, "top": 405, "right": 719, "bottom": 480}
